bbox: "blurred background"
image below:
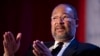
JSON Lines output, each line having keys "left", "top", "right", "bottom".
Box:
{"left": 0, "top": 0, "right": 100, "bottom": 56}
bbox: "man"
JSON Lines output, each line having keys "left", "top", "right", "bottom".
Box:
{"left": 3, "top": 4, "right": 100, "bottom": 56}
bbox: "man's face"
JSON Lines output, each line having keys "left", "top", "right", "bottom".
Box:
{"left": 51, "top": 4, "right": 76, "bottom": 41}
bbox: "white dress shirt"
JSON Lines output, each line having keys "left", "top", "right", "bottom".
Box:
{"left": 49, "top": 37, "right": 75, "bottom": 56}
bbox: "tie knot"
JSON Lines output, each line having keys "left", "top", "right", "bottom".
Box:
{"left": 58, "top": 42, "right": 63, "bottom": 46}
{"left": 51, "top": 42, "right": 64, "bottom": 56}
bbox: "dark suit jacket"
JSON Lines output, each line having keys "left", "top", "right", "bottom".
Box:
{"left": 26, "top": 39, "right": 100, "bottom": 56}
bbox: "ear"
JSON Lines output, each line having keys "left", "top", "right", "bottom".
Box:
{"left": 76, "top": 24, "right": 78, "bottom": 27}
{"left": 75, "top": 18, "right": 79, "bottom": 27}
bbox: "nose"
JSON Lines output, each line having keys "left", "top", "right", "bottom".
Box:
{"left": 57, "top": 18, "right": 64, "bottom": 24}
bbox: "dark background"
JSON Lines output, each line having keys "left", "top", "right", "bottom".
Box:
{"left": 0, "top": 0, "right": 85, "bottom": 56}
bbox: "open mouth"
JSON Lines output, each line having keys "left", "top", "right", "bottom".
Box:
{"left": 56, "top": 27, "right": 65, "bottom": 32}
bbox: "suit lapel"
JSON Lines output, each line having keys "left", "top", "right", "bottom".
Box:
{"left": 44, "top": 41, "right": 54, "bottom": 48}
{"left": 62, "top": 39, "right": 79, "bottom": 56}
{"left": 44, "top": 39, "right": 79, "bottom": 56}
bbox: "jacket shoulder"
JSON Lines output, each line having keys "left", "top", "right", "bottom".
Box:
{"left": 75, "top": 42, "right": 100, "bottom": 56}
{"left": 44, "top": 41, "right": 54, "bottom": 48}
{"left": 78, "top": 42, "right": 100, "bottom": 50}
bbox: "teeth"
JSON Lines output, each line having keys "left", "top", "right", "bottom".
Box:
{"left": 56, "top": 27, "right": 64, "bottom": 29}
{"left": 56, "top": 26, "right": 65, "bottom": 30}
{"left": 57, "top": 28, "right": 63, "bottom": 29}
{"left": 56, "top": 28, "right": 63, "bottom": 30}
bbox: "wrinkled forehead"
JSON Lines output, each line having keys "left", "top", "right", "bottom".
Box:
{"left": 51, "top": 4, "right": 74, "bottom": 16}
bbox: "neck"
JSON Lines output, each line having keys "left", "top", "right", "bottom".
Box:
{"left": 55, "top": 36, "right": 74, "bottom": 42}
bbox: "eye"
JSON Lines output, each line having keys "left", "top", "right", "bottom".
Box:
{"left": 52, "top": 17, "right": 56, "bottom": 19}
{"left": 51, "top": 16, "right": 58, "bottom": 20}
{"left": 64, "top": 15, "right": 70, "bottom": 18}
{"left": 62, "top": 16, "right": 68, "bottom": 19}
{"left": 63, "top": 16, "right": 67, "bottom": 18}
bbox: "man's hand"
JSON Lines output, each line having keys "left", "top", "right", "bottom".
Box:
{"left": 33, "top": 40, "right": 52, "bottom": 56}
{"left": 3, "top": 31, "right": 22, "bottom": 56}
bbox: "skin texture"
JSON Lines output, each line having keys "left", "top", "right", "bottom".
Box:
{"left": 51, "top": 4, "right": 77, "bottom": 42}
{"left": 32, "top": 4, "right": 77, "bottom": 56}
{"left": 3, "top": 31, "right": 21, "bottom": 56}
{"left": 3, "top": 4, "right": 77, "bottom": 56}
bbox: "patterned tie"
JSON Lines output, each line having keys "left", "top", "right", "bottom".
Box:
{"left": 51, "top": 42, "right": 64, "bottom": 56}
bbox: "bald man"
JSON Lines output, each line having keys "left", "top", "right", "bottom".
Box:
{"left": 3, "top": 4, "right": 100, "bottom": 56}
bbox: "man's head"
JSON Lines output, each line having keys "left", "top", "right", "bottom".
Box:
{"left": 51, "top": 4, "right": 78, "bottom": 42}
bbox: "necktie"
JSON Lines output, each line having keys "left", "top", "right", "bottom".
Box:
{"left": 51, "top": 42, "right": 63, "bottom": 56}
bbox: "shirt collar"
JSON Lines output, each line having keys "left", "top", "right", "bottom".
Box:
{"left": 54, "top": 37, "right": 75, "bottom": 48}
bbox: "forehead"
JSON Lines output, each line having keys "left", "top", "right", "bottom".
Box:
{"left": 52, "top": 4, "right": 74, "bottom": 16}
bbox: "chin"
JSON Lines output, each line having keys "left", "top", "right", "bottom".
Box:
{"left": 56, "top": 34, "right": 66, "bottom": 39}
{"left": 56, "top": 32, "right": 66, "bottom": 36}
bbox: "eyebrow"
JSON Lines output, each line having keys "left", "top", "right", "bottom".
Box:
{"left": 63, "top": 13, "right": 73, "bottom": 18}
{"left": 62, "top": 13, "right": 71, "bottom": 16}
{"left": 51, "top": 13, "right": 70, "bottom": 18}
{"left": 63, "top": 13, "right": 68, "bottom": 15}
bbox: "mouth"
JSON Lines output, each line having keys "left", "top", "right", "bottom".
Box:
{"left": 55, "top": 26, "right": 65, "bottom": 32}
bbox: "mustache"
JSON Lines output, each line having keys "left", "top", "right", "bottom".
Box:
{"left": 55, "top": 25, "right": 65, "bottom": 30}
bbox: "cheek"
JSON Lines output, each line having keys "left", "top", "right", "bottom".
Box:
{"left": 70, "top": 21, "right": 76, "bottom": 28}
{"left": 51, "top": 21, "right": 55, "bottom": 28}
{"left": 51, "top": 21, "right": 55, "bottom": 31}
{"left": 64, "top": 21, "right": 72, "bottom": 31}
{"left": 64, "top": 21, "right": 70, "bottom": 27}
{"left": 65, "top": 21, "right": 76, "bottom": 31}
